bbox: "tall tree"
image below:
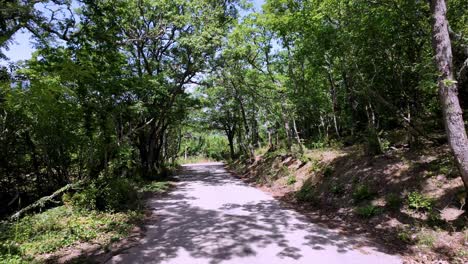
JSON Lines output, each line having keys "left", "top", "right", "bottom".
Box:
{"left": 430, "top": 0, "right": 468, "bottom": 197}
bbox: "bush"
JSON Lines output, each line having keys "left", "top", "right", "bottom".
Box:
{"left": 352, "top": 184, "right": 375, "bottom": 203}
{"left": 68, "top": 178, "right": 139, "bottom": 212}
{"left": 407, "top": 192, "right": 433, "bottom": 211}
{"left": 355, "top": 205, "right": 383, "bottom": 218}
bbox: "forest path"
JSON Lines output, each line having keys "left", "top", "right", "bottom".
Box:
{"left": 108, "top": 162, "right": 402, "bottom": 264}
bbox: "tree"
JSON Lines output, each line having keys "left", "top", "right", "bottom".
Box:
{"left": 430, "top": 0, "right": 468, "bottom": 198}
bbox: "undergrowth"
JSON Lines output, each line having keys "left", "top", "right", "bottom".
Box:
{"left": 0, "top": 178, "right": 172, "bottom": 263}
{"left": 0, "top": 206, "right": 141, "bottom": 263}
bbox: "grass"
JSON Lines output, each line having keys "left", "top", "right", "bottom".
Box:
{"left": 138, "top": 180, "right": 173, "bottom": 194}
{"left": 0, "top": 179, "right": 173, "bottom": 263}
{"left": 287, "top": 175, "right": 296, "bottom": 185}
{"left": 355, "top": 204, "right": 383, "bottom": 218}
{"left": 177, "top": 156, "right": 216, "bottom": 164}
{"left": 0, "top": 206, "right": 141, "bottom": 262}
{"left": 416, "top": 229, "right": 436, "bottom": 248}
{"left": 352, "top": 184, "right": 375, "bottom": 204}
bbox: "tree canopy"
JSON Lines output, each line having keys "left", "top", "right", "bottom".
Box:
{"left": 1, "top": 0, "right": 467, "bottom": 216}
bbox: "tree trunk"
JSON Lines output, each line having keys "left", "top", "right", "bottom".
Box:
{"left": 292, "top": 117, "right": 303, "bottom": 153}
{"left": 431, "top": 0, "right": 468, "bottom": 197}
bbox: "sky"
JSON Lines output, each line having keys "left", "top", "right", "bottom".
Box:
{"left": 1, "top": 0, "right": 265, "bottom": 64}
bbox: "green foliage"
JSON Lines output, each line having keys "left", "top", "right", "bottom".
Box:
{"left": 385, "top": 193, "right": 403, "bottom": 210}
{"left": 330, "top": 184, "right": 345, "bottom": 196}
{"left": 416, "top": 230, "right": 436, "bottom": 248}
{"left": 397, "top": 228, "right": 412, "bottom": 243}
{"left": 0, "top": 206, "right": 141, "bottom": 261}
{"left": 139, "top": 181, "right": 172, "bottom": 194}
{"left": 352, "top": 184, "right": 375, "bottom": 203}
{"left": 295, "top": 183, "right": 317, "bottom": 204}
{"left": 286, "top": 175, "right": 296, "bottom": 185}
{"left": 407, "top": 192, "right": 433, "bottom": 211}
{"left": 68, "top": 178, "right": 139, "bottom": 212}
{"left": 355, "top": 205, "right": 383, "bottom": 219}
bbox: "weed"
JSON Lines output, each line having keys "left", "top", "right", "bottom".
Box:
{"left": 427, "top": 211, "right": 445, "bottom": 227}
{"left": 397, "top": 229, "right": 412, "bottom": 243}
{"left": 287, "top": 175, "right": 297, "bottom": 185}
{"left": 355, "top": 205, "right": 383, "bottom": 218}
{"left": 407, "top": 192, "right": 433, "bottom": 211}
{"left": 0, "top": 206, "right": 141, "bottom": 262}
{"left": 308, "top": 160, "right": 321, "bottom": 173}
{"left": 330, "top": 184, "right": 345, "bottom": 196}
{"left": 298, "top": 155, "right": 311, "bottom": 164}
{"left": 352, "top": 184, "right": 375, "bottom": 203}
{"left": 417, "top": 230, "right": 436, "bottom": 248}
{"left": 385, "top": 193, "right": 403, "bottom": 210}
{"left": 296, "top": 184, "right": 317, "bottom": 204}
{"left": 139, "top": 180, "right": 172, "bottom": 194}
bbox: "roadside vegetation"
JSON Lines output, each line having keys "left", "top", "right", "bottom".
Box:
{"left": 1, "top": 0, "right": 467, "bottom": 263}
{"left": 0, "top": 178, "right": 173, "bottom": 263}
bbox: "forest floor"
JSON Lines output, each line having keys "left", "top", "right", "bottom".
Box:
{"left": 228, "top": 145, "right": 468, "bottom": 264}
{"left": 108, "top": 162, "right": 401, "bottom": 264}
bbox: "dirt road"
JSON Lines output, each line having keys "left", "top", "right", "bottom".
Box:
{"left": 109, "top": 162, "right": 402, "bottom": 264}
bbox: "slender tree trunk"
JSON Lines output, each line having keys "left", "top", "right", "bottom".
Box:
{"left": 431, "top": 0, "right": 468, "bottom": 197}
{"left": 292, "top": 117, "right": 303, "bottom": 153}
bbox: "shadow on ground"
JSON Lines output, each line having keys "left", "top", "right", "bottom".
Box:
{"left": 105, "top": 163, "right": 400, "bottom": 264}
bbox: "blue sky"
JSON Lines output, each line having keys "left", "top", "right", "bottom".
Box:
{"left": 1, "top": 0, "right": 265, "bottom": 63}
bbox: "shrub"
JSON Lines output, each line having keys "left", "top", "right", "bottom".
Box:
{"left": 69, "top": 178, "right": 139, "bottom": 212}
{"left": 355, "top": 205, "right": 383, "bottom": 218}
{"left": 407, "top": 192, "right": 433, "bottom": 211}
{"left": 287, "top": 175, "right": 296, "bottom": 185}
{"left": 296, "top": 184, "right": 317, "bottom": 204}
{"left": 352, "top": 184, "right": 375, "bottom": 203}
{"left": 386, "top": 193, "right": 403, "bottom": 210}
{"left": 97, "top": 178, "right": 139, "bottom": 211}
{"left": 330, "top": 184, "right": 345, "bottom": 196}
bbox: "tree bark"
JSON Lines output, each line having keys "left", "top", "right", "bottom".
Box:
{"left": 430, "top": 0, "right": 468, "bottom": 197}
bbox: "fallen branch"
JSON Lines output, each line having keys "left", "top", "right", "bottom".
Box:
{"left": 9, "top": 181, "right": 83, "bottom": 220}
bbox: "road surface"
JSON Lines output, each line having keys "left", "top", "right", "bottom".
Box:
{"left": 109, "top": 162, "right": 402, "bottom": 264}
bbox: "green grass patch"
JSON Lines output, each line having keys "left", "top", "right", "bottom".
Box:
{"left": 355, "top": 204, "right": 383, "bottom": 218}
{"left": 352, "top": 184, "right": 375, "bottom": 203}
{"left": 138, "top": 180, "right": 173, "bottom": 194}
{"left": 286, "top": 175, "right": 296, "bottom": 185}
{"left": 0, "top": 206, "right": 142, "bottom": 262}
